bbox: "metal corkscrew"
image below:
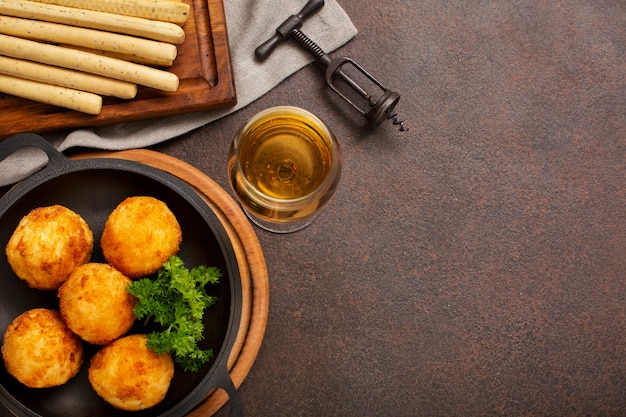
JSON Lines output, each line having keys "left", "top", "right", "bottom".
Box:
{"left": 255, "top": 0, "right": 408, "bottom": 131}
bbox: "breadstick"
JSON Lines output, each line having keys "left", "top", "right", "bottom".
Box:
{"left": 0, "top": 73, "right": 102, "bottom": 114}
{"left": 0, "top": 55, "right": 137, "bottom": 99}
{"left": 0, "top": 0, "right": 185, "bottom": 43}
{"left": 29, "top": 0, "right": 190, "bottom": 25}
{"left": 0, "top": 16, "right": 177, "bottom": 65}
{"left": 60, "top": 44, "right": 173, "bottom": 67}
{"left": 0, "top": 34, "right": 179, "bottom": 92}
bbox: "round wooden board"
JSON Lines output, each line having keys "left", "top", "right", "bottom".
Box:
{"left": 72, "top": 149, "right": 269, "bottom": 416}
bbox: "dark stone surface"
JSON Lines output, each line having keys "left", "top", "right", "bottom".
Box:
{"left": 155, "top": 1, "right": 626, "bottom": 416}
{"left": 2, "top": 1, "right": 625, "bottom": 416}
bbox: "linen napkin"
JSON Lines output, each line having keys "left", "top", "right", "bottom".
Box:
{"left": 0, "top": 0, "right": 357, "bottom": 186}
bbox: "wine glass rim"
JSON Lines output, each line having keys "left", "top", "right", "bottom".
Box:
{"left": 231, "top": 106, "right": 341, "bottom": 202}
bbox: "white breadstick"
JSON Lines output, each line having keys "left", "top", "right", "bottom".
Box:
{"left": 28, "top": 0, "right": 191, "bottom": 25}
{"left": 0, "top": 16, "right": 177, "bottom": 65}
{"left": 60, "top": 44, "right": 173, "bottom": 67}
{"left": 0, "top": 73, "right": 102, "bottom": 114}
{"left": 0, "top": 55, "right": 137, "bottom": 99}
{"left": 0, "top": 0, "right": 185, "bottom": 45}
{"left": 0, "top": 0, "right": 185, "bottom": 43}
{"left": 0, "top": 34, "right": 179, "bottom": 92}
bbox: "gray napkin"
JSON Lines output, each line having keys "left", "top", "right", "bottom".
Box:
{"left": 0, "top": 0, "right": 357, "bottom": 186}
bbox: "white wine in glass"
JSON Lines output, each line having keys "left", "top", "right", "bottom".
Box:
{"left": 228, "top": 106, "right": 341, "bottom": 233}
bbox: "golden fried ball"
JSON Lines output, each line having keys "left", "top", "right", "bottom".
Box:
{"left": 58, "top": 263, "right": 136, "bottom": 345}
{"left": 100, "top": 196, "right": 182, "bottom": 279}
{"left": 2, "top": 308, "right": 83, "bottom": 388}
{"left": 5, "top": 205, "right": 94, "bottom": 290}
{"left": 88, "top": 334, "right": 174, "bottom": 411}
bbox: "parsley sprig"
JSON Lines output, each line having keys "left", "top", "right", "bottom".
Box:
{"left": 127, "top": 256, "right": 221, "bottom": 372}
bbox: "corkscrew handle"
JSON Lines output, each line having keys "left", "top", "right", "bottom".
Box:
{"left": 255, "top": 0, "right": 325, "bottom": 61}
{"left": 298, "top": 0, "right": 325, "bottom": 20}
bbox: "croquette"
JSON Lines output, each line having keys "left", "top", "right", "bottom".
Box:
{"left": 88, "top": 334, "right": 174, "bottom": 411}
{"left": 2, "top": 308, "right": 83, "bottom": 388}
{"left": 100, "top": 196, "right": 182, "bottom": 278}
{"left": 58, "top": 263, "right": 136, "bottom": 345}
{"left": 5, "top": 205, "right": 93, "bottom": 290}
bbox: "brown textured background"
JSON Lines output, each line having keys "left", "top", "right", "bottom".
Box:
{"left": 2, "top": 0, "right": 626, "bottom": 416}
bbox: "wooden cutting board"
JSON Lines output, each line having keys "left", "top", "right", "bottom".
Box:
{"left": 0, "top": 0, "right": 237, "bottom": 139}
{"left": 73, "top": 149, "right": 268, "bottom": 416}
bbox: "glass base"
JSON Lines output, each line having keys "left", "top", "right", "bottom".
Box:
{"left": 242, "top": 207, "right": 319, "bottom": 234}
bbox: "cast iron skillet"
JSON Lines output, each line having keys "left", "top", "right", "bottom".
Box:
{"left": 0, "top": 133, "right": 243, "bottom": 417}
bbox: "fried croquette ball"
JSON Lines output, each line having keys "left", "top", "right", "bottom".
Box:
{"left": 5, "top": 205, "right": 93, "bottom": 290}
{"left": 100, "top": 196, "right": 182, "bottom": 278}
{"left": 88, "top": 334, "right": 174, "bottom": 411}
{"left": 2, "top": 308, "right": 83, "bottom": 388}
{"left": 58, "top": 263, "right": 136, "bottom": 345}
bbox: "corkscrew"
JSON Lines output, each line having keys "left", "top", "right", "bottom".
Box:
{"left": 255, "top": 0, "right": 408, "bottom": 131}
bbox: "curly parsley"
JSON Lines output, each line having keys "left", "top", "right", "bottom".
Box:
{"left": 127, "top": 255, "right": 221, "bottom": 372}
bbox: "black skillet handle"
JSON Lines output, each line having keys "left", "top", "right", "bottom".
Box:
{"left": 0, "top": 133, "right": 68, "bottom": 171}
{"left": 215, "top": 366, "right": 244, "bottom": 417}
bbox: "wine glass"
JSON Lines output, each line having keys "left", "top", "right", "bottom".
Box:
{"left": 228, "top": 106, "right": 341, "bottom": 233}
